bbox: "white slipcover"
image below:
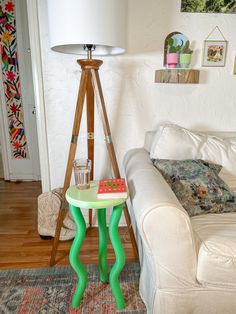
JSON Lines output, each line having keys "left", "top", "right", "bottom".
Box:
{"left": 192, "top": 213, "right": 236, "bottom": 286}
{"left": 123, "top": 124, "right": 236, "bottom": 314}
{"left": 150, "top": 123, "right": 236, "bottom": 176}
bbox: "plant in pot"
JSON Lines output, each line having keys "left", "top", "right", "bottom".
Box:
{"left": 179, "top": 40, "right": 193, "bottom": 68}
{"left": 166, "top": 37, "right": 181, "bottom": 68}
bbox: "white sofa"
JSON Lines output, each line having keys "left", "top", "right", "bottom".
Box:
{"left": 123, "top": 124, "right": 236, "bottom": 314}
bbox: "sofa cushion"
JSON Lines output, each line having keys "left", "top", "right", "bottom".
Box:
{"left": 150, "top": 124, "right": 236, "bottom": 177}
{"left": 192, "top": 213, "right": 236, "bottom": 286}
{"left": 152, "top": 159, "right": 236, "bottom": 217}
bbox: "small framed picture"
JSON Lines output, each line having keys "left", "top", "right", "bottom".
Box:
{"left": 202, "top": 40, "right": 227, "bottom": 67}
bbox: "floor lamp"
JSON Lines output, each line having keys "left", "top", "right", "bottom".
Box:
{"left": 47, "top": 0, "right": 138, "bottom": 266}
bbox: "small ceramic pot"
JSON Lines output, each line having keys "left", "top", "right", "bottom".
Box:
{"left": 166, "top": 53, "right": 179, "bottom": 68}
{"left": 179, "top": 53, "right": 192, "bottom": 68}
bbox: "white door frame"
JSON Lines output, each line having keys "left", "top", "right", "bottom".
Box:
{"left": 0, "top": 94, "right": 10, "bottom": 180}
{"left": 0, "top": 0, "right": 50, "bottom": 191}
{"left": 26, "top": 0, "right": 50, "bottom": 192}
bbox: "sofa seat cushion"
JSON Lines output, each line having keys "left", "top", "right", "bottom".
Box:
{"left": 191, "top": 212, "right": 236, "bottom": 286}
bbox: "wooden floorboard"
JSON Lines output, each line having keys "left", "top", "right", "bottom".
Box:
{"left": 0, "top": 180, "right": 136, "bottom": 270}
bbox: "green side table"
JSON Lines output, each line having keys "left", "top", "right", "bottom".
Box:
{"left": 66, "top": 180, "right": 128, "bottom": 310}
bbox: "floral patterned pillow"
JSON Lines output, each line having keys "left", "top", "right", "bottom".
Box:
{"left": 152, "top": 159, "right": 236, "bottom": 217}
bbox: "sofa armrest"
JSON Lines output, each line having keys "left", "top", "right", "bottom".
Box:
{"left": 124, "top": 148, "right": 198, "bottom": 288}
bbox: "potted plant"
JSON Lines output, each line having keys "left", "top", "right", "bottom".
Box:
{"left": 166, "top": 37, "right": 181, "bottom": 68}
{"left": 179, "top": 40, "right": 193, "bottom": 68}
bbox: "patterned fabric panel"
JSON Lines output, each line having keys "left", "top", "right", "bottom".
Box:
{"left": 152, "top": 159, "right": 236, "bottom": 217}
{"left": 0, "top": 0, "right": 28, "bottom": 158}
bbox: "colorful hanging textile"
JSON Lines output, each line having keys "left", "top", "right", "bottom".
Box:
{"left": 0, "top": 0, "right": 28, "bottom": 158}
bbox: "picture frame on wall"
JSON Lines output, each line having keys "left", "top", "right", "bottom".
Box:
{"left": 181, "top": 0, "right": 236, "bottom": 13}
{"left": 234, "top": 56, "right": 236, "bottom": 74}
{"left": 202, "top": 40, "right": 227, "bottom": 67}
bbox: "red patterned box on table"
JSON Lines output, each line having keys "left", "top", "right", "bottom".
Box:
{"left": 97, "top": 178, "right": 127, "bottom": 199}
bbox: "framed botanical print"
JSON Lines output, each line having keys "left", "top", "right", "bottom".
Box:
{"left": 181, "top": 0, "right": 236, "bottom": 13}
{"left": 202, "top": 40, "right": 227, "bottom": 67}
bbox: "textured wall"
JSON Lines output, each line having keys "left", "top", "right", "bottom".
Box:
{"left": 38, "top": 0, "right": 236, "bottom": 222}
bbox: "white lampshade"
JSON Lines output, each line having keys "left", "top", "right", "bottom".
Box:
{"left": 47, "top": 0, "right": 127, "bottom": 56}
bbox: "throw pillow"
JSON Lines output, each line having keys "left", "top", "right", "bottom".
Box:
{"left": 152, "top": 159, "right": 236, "bottom": 217}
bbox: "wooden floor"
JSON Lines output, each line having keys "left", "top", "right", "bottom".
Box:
{"left": 0, "top": 180, "right": 136, "bottom": 270}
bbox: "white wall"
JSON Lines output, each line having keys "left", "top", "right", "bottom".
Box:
{"left": 38, "top": 0, "right": 236, "bottom": 222}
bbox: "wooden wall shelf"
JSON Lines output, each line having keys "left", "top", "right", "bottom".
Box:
{"left": 155, "top": 69, "right": 200, "bottom": 84}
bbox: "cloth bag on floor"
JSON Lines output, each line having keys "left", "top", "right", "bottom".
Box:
{"left": 38, "top": 188, "right": 76, "bottom": 241}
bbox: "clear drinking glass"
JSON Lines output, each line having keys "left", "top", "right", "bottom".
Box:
{"left": 73, "top": 158, "right": 91, "bottom": 190}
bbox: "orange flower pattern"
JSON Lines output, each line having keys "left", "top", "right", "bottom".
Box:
{"left": 0, "top": 0, "right": 28, "bottom": 158}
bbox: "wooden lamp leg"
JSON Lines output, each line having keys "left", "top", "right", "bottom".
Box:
{"left": 86, "top": 71, "right": 94, "bottom": 227}
{"left": 91, "top": 68, "right": 139, "bottom": 259}
{"left": 50, "top": 69, "right": 89, "bottom": 266}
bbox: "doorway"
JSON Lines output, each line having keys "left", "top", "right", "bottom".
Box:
{"left": 0, "top": 0, "right": 40, "bottom": 181}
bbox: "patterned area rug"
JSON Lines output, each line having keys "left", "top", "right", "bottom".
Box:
{"left": 0, "top": 263, "right": 146, "bottom": 314}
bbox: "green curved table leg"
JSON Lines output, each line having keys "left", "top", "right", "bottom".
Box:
{"left": 69, "top": 204, "right": 88, "bottom": 308}
{"left": 109, "top": 203, "right": 126, "bottom": 309}
{"left": 97, "top": 208, "right": 109, "bottom": 282}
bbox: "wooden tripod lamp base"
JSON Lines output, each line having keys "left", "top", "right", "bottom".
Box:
{"left": 49, "top": 59, "right": 138, "bottom": 266}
